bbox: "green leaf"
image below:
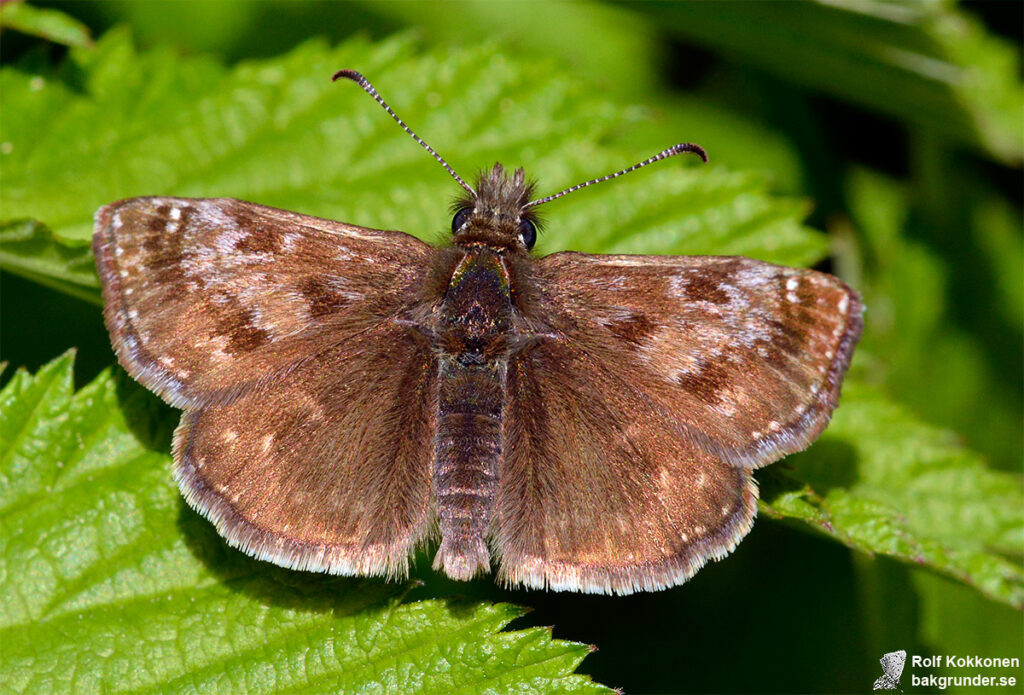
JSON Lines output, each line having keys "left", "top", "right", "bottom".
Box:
{"left": 0, "top": 219, "right": 101, "bottom": 305}
{"left": 848, "top": 167, "right": 1021, "bottom": 469}
{"left": 0, "top": 30, "right": 825, "bottom": 270}
{"left": 637, "top": 0, "right": 1024, "bottom": 164}
{"left": 761, "top": 382, "right": 1024, "bottom": 608}
{"left": 0, "top": 354, "right": 611, "bottom": 694}
{"left": 0, "top": 2, "right": 92, "bottom": 48}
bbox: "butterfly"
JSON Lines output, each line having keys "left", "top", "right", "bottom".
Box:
{"left": 873, "top": 650, "right": 906, "bottom": 691}
{"left": 93, "top": 70, "right": 862, "bottom": 594}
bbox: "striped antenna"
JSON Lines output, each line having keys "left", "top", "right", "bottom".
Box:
{"left": 333, "top": 70, "right": 476, "bottom": 196}
{"left": 523, "top": 143, "right": 707, "bottom": 209}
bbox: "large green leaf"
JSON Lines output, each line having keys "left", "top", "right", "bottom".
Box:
{"left": 0, "top": 354, "right": 611, "bottom": 694}
{"left": 0, "top": 30, "right": 824, "bottom": 269}
{"left": 0, "top": 219, "right": 100, "bottom": 306}
{"left": 761, "top": 383, "right": 1024, "bottom": 608}
{"left": 848, "top": 168, "right": 1021, "bottom": 469}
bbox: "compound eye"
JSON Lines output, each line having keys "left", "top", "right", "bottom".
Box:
{"left": 518, "top": 218, "right": 537, "bottom": 249}
{"left": 451, "top": 207, "right": 473, "bottom": 233}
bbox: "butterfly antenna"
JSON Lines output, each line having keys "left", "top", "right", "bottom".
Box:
{"left": 333, "top": 70, "right": 476, "bottom": 196}
{"left": 524, "top": 143, "right": 708, "bottom": 209}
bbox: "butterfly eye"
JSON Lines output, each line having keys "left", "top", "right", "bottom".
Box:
{"left": 518, "top": 218, "right": 537, "bottom": 250}
{"left": 451, "top": 207, "right": 473, "bottom": 233}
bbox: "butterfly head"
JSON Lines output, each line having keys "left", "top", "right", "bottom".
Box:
{"left": 450, "top": 164, "right": 539, "bottom": 252}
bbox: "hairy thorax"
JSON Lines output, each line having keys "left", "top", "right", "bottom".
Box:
{"left": 436, "top": 249, "right": 515, "bottom": 360}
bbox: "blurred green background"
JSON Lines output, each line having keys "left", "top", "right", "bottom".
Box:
{"left": 2, "top": 1, "right": 1021, "bottom": 693}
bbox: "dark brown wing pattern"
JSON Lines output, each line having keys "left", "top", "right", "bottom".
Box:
{"left": 493, "top": 252, "right": 861, "bottom": 593}
{"left": 95, "top": 197, "right": 440, "bottom": 577}
{"left": 93, "top": 197, "right": 434, "bottom": 408}
{"left": 530, "top": 253, "right": 863, "bottom": 467}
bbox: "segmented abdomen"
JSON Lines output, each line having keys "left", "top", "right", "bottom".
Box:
{"left": 432, "top": 356, "right": 506, "bottom": 579}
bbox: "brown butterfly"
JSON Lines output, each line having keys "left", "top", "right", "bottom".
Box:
{"left": 93, "top": 71, "right": 862, "bottom": 594}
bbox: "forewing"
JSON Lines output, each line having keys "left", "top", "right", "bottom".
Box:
{"left": 173, "top": 321, "right": 436, "bottom": 578}
{"left": 531, "top": 252, "right": 863, "bottom": 467}
{"left": 496, "top": 338, "right": 758, "bottom": 594}
{"left": 93, "top": 197, "right": 434, "bottom": 408}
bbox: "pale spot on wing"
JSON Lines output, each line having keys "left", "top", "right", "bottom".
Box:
{"left": 197, "top": 200, "right": 239, "bottom": 233}
{"left": 786, "top": 276, "right": 800, "bottom": 303}
{"left": 715, "top": 402, "right": 737, "bottom": 418}
{"left": 222, "top": 430, "right": 238, "bottom": 443}
{"left": 260, "top": 434, "right": 274, "bottom": 453}
{"left": 206, "top": 336, "right": 233, "bottom": 366}
{"left": 670, "top": 354, "right": 701, "bottom": 377}
{"left": 169, "top": 207, "right": 182, "bottom": 221}
{"left": 838, "top": 294, "right": 850, "bottom": 314}
{"left": 298, "top": 393, "right": 328, "bottom": 421}
{"left": 658, "top": 468, "right": 674, "bottom": 493}
{"left": 282, "top": 232, "right": 301, "bottom": 252}
{"left": 720, "top": 387, "right": 750, "bottom": 407}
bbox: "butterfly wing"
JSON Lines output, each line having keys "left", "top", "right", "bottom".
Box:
{"left": 94, "top": 197, "right": 442, "bottom": 576}
{"left": 93, "top": 197, "right": 435, "bottom": 408}
{"left": 498, "top": 338, "right": 758, "bottom": 593}
{"left": 494, "top": 252, "right": 861, "bottom": 593}
{"left": 174, "top": 322, "right": 437, "bottom": 577}
{"left": 527, "top": 252, "right": 863, "bottom": 467}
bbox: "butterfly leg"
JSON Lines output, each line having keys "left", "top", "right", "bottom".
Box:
{"left": 432, "top": 356, "right": 506, "bottom": 580}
